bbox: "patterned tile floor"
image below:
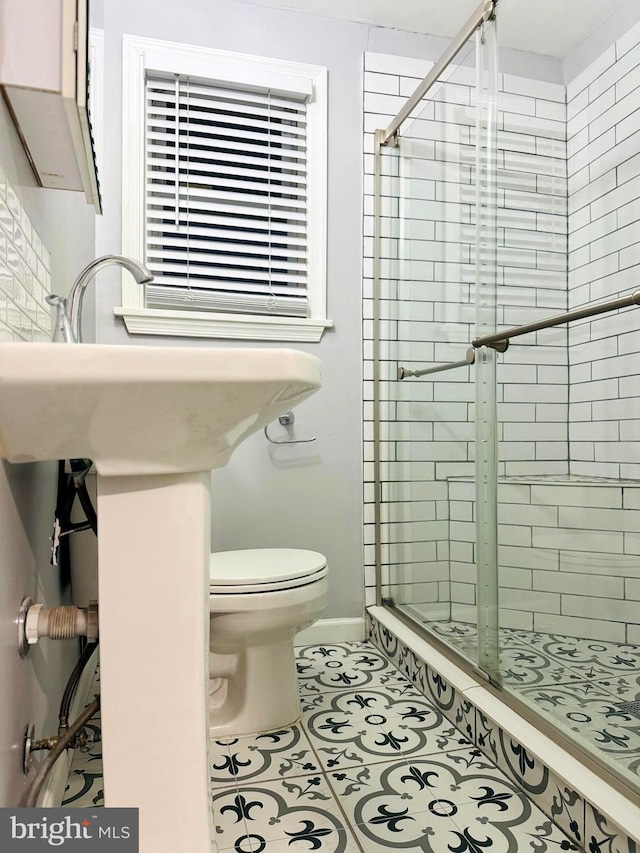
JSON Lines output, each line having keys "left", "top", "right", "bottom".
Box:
{"left": 428, "top": 620, "right": 640, "bottom": 783}
{"left": 63, "top": 642, "right": 581, "bottom": 852}
{"left": 62, "top": 664, "right": 103, "bottom": 807}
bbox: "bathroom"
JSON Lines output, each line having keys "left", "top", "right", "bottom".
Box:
{"left": 1, "top": 0, "right": 640, "bottom": 849}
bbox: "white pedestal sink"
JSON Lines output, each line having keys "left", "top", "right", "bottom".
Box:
{"left": 0, "top": 343, "right": 322, "bottom": 853}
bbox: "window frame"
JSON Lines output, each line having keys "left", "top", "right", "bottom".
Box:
{"left": 119, "top": 35, "right": 331, "bottom": 342}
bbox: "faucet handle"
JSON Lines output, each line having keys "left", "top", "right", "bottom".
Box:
{"left": 45, "top": 294, "right": 78, "bottom": 344}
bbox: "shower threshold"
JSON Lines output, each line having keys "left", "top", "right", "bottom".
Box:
{"left": 423, "top": 616, "right": 640, "bottom": 782}
{"left": 368, "top": 604, "right": 640, "bottom": 852}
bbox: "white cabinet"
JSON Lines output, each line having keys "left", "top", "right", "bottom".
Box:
{"left": 0, "top": 0, "right": 101, "bottom": 211}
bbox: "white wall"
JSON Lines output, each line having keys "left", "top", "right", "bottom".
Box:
{"left": 0, "top": 95, "right": 96, "bottom": 804}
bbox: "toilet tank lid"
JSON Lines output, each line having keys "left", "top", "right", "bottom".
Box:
{"left": 210, "top": 548, "right": 327, "bottom": 586}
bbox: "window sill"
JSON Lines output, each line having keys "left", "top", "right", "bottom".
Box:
{"left": 114, "top": 307, "right": 333, "bottom": 342}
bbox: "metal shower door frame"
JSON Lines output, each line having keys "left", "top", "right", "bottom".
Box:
{"left": 372, "top": 1, "right": 500, "bottom": 648}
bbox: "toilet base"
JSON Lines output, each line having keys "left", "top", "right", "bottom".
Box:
{"left": 209, "top": 637, "right": 301, "bottom": 738}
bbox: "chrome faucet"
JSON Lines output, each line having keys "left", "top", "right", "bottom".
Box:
{"left": 46, "top": 255, "right": 154, "bottom": 343}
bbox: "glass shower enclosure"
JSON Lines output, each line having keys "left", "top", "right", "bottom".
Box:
{"left": 372, "top": 0, "right": 640, "bottom": 795}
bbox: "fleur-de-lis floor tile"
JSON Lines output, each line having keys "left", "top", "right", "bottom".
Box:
{"left": 59, "top": 634, "right": 640, "bottom": 853}
{"left": 296, "top": 643, "right": 399, "bottom": 694}
{"left": 218, "top": 826, "right": 358, "bottom": 852}
{"left": 301, "top": 686, "right": 445, "bottom": 727}
{"left": 303, "top": 689, "right": 471, "bottom": 771}
{"left": 69, "top": 740, "right": 102, "bottom": 771}
{"left": 331, "top": 750, "right": 579, "bottom": 852}
{"left": 61, "top": 705, "right": 104, "bottom": 808}
{"left": 328, "top": 747, "right": 520, "bottom": 822}
{"left": 61, "top": 767, "right": 105, "bottom": 808}
{"left": 475, "top": 709, "right": 532, "bottom": 787}
{"left": 296, "top": 642, "right": 371, "bottom": 676}
{"left": 211, "top": 725, "right": 322, "bottom": 786}
{"left": 450, "top": 799, "right": 580, "bottom": 852}
{"left": 213, "top": 775, "right": 360, "bottom": 852}
{"left": 585, "top": 803, "right": 639, "bottom": 853}
{"left": 212, "top": 785, "right": 249, "bottom": 850}
{"left": 519, "top": 680, "right": 640, "bottom": 759}
{"left": 530, "top": 635, "right": 640, "bottom": 678}
{"left": 498, "top": 644, "right": 583, "bottom": 688}
{"left": 522, "top": 769, "right": 585, "bottom": 848}
{"left": 591, "top": 674, "right": 640, "bottom": 704}
{"left": 429, "top": 620, "right": 479, "bottom": 643}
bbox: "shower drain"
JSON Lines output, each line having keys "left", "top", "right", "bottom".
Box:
{"left": 615, "top": 701, "right": 640, "bottom": 718}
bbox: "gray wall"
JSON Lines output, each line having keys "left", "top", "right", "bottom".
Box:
{"left": 0, "top": 96, "right": 96, "bottom": 804}
{"left": 95, "top": 0, "right": 564, "bottom": 623}
{"left": 93, "top": 0, "right": 430, "bottom": 622}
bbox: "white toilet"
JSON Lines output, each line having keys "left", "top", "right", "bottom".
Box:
{"left": 208, "top": 548, "right": 328, "bottom": 738}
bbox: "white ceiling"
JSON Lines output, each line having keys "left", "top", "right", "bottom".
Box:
{"left": 232, "top": 0, "right": 625, "bottom": 59}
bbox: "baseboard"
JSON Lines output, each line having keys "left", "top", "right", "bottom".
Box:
{"left": 296, "top": 617, "right": 366, "bottom": 646}
{"left": 40, "top": 646, "right": 99, "bottom": 807}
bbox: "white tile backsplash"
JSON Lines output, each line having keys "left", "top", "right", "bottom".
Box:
{"left": 0, "top": 166, "right": 50, "bottom": 341}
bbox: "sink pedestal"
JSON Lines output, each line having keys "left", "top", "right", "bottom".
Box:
{"left": 0, "top": 341, "right": 322, "bottom": 850}
{"left": 97, "top": 472, "right": 214, "bottom": 853}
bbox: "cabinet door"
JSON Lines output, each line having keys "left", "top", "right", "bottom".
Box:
{"left": 64, "top": 0, "right": 101, "bottom": 211}
{"left": 0, "top": 0, "right": 101, "bottom": 210}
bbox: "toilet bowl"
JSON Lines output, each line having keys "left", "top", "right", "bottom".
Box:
{"left": 208, "top": 548, "right": 328, "bottom": 738}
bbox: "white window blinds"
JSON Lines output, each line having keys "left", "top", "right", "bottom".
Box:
{"left": 145, "top": 74, "right": 309, "bottom": 317}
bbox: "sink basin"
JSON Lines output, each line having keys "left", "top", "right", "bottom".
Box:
{"left": 0, "top": 343, "right": 322, "bottom": 476}
{"left": 0, "top": 341, "right": 322, "bottom": 853}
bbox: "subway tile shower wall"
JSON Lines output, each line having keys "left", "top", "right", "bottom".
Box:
{"left": 0, "top": 165, "right": 52, "bottom": 341}
{"left": 567, "top": 21, "right": 640, "bottom": 480}
{"left": 448, "top": 476, "right": 640, "bottom": 642}
{"left": 362, "top": 52, "right": 569, "bottom": 609}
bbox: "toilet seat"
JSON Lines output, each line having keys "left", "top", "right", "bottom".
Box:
{"left": 210, "top": 548, "right": 327, "bottom": 594}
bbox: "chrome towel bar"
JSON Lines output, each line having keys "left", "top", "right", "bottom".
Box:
{"left": 473, "top": 289, "right": 640, "bottom": 350}
{"left": 398, "top": 347, "right": 476, "bottom": 380}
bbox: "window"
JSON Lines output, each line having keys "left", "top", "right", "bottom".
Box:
{"left": 119, "top": 37, "right": 331, "bottom": 341}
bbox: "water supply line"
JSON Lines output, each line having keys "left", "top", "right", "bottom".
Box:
{"left": 58, "top": 641, "right": 99, "bottom": 736}
{"left": 21, "top": 698, "right": 100, "bottom": 807}
{"left": 69, "top": 458, "right": 98, "bottom": 534}
{"left": 23, "top": 642, "right": 100, "bottom": 781}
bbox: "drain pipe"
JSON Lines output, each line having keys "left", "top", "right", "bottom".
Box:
{"left": 18, "top": 599, "right": 98, "bottom": 657}
{"left": 21, "top": 697, "right": 100, "bottom": 807}
{"left": 26, "top": 603, "right": 97, "bottom": 643}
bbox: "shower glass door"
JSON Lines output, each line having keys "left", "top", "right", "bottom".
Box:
{"left": 376, "top": 20, "right": 500, "bottom": 674}
{"left": 490, "top": 0, "right": 640, "bottom": 791}
{"left": 375, "top": 0, "right": 640, "bottom": 797}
